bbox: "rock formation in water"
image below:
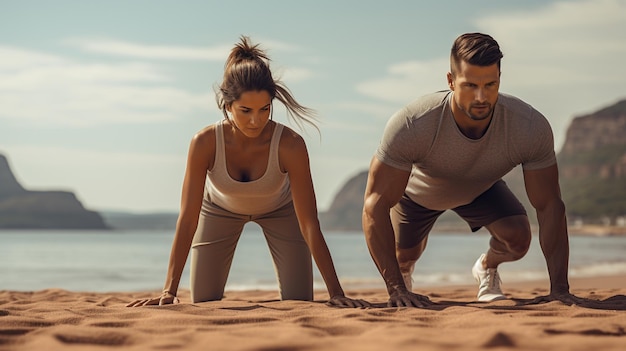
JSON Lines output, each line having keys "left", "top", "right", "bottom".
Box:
{"left": 0, "top": 154, "right": 109, "bottom": 229}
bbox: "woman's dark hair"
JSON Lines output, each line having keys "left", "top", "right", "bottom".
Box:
{"left": 216, "top": 36, "right": 318, "bottom": 132}
{"left": 450, "top": 33, "right": 503, "bottom": 76}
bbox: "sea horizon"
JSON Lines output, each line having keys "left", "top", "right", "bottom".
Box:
{"left": 2, "top": 226, "right": 626, "bottom": 293}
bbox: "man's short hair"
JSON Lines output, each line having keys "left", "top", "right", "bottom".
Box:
{"left": 450, "top": 33, "right": 503, "bottom": 76}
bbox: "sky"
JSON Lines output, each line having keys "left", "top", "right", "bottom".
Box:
{"left": 1, "top": 0, "right": 625, "bottom": 214}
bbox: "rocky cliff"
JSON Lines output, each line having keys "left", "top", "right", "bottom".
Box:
{"left": 557, "top": 99, "right": 626, "bottom": 221}
{"left": 0, "top": 154, "right": 109, "bottom": 229}
{"left": 320, "top": 98, "right": 626, "bottom": 231}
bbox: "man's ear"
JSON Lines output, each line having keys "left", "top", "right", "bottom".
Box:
{"left": 446, "top": 72, "right": 455, "bottom": 90}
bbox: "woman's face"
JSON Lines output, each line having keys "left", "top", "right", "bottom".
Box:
{"left": 227, "top": 90, "right": 272, "bottom": 138}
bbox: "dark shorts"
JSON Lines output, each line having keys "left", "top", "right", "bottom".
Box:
{"left": 391, "top": 180, "right": 527, "bottom": 249}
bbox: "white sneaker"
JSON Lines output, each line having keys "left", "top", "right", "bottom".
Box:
{"left": 472, "top": 254, "right": 507, "bottom": 302}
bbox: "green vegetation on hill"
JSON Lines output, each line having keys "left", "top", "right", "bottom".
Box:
{"left": 559, "top": 145, "right": 625, "bottom": 167}
{"left": 560, "top": 177, "right": 626, "bottom": 220}
{"left": 558, "top": 144, "right": 626, "bottom": 223}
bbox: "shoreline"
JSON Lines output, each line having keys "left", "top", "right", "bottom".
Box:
{"left": 428, "top": 224, "right": 626, "bottom": 237}
{"left": 567, "top": 224, "right": 626, "bottom": 236}
{"left": 3, "top": 224, "right": 626, "bottom": 236}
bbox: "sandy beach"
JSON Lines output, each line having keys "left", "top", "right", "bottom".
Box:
{"left": 1, "top": 275, "right": 624, "bottom": 351}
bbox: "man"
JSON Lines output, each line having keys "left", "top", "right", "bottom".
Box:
{"left": 362, "top": 32, "right": 582, "bottom": 307}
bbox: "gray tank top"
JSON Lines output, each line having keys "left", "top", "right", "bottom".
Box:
{"left": 205, "top": 121, "right": 292, "bottom": 215}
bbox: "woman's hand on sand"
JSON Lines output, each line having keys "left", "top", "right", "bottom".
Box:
{"left": 126, "top": 291, "right": 180, "bottom": 307}
{"left": 327, "top": 295, "right": 371, "bottom": 308}
{"left": 387, "top": 290, "right": 433, "bottom": 308}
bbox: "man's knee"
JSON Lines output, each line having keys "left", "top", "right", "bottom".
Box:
{"left": 507, "top": 231, "right": 531, "bottom": 259}
{"left": 488, "top": 215, "right": 531, "bottom": 259}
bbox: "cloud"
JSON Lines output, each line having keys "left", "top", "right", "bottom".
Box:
{"left": 64, "top": 36, "right": 315, "bottom": 87}
{"left": 65, "top": 37, "right": 304, "bottom": 61}
{"left": 352, "top": 0, "right": 626, "bottom": 149}
{"left": 477, "top": 0, "right": 626, "bottom": 146}
{"left": 476, "top": 0, "right": 626, "bottom": 87}
{"left": 0, "top": 46, "right": 211, "bottom": 127}
{"left": 273, "top": 66, "right": 315, "bottom": 83}
{"left": 479, "top": 0, "right": 626, "bottom": 38}
{"left": 0, "top": 36, "right": 318, "bottom": 127}
{"left": 0, "top": 48, "right": 168, "bottom": 86}
{"left": 65, "top": 37, "right": 232, "bottom": 61}
{"left": 0, "top": 47, "right": 67, "bottom": 69}
{"left": 356, "top": 0, "right": 626, "bottom": 102}
{"left": 355, "top": 58, "right": 449, "bottom": 104}
{"left": 254, "top": 38, "right": 302, "bottom": 53}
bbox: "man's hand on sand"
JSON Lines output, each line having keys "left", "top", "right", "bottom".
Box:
{"left": 126, "top": 292, "right": 180, "bottom": 307}
{"left": 327, "top": 295, "right": 371, "bottom": 308}
{"left": 388, "top": 290, "right": 433, "bottom": 308}
{"left": 526, "top": 291, "right": 585, "bottom": 306}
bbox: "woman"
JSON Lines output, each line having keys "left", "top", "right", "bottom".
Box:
{"left": 128, "top": 36, "right": 367, "bottom": 308}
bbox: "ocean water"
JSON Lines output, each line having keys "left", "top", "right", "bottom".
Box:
{"left": 1, "top": 224, "right": 625, "bottom": 293}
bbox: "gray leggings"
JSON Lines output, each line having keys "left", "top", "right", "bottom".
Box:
{"left": 190, "top": 198, "right": 313, "bottom": 303}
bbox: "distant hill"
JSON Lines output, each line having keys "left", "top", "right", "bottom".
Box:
{"left": 319, "top": 98, "right": 626, "bottom": 231}
{"left": 557, "top": 99, "right": 626, "bottom": 221}
{"left": 318, "top": 170, "right": 368, "bottom": 231}
{"left": 0, "top": 154, "right": 109, "bottom": 229}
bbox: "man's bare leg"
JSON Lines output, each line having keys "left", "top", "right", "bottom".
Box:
{"left": 473, "top": 214, "right": 531, "bottom": 301}
{"left": 396, "top": 237, "right": 429, "bottom": 291}
{"left": 483, "top": 214, "right": 532, "bottom": 269}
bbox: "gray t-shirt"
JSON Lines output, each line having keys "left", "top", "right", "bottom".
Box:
{"left": 376, "top": 90, "right": 556, "bottom": 210}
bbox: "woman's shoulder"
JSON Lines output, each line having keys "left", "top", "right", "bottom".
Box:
{"left": 276, "top": 123, "right": 309, "bottom": 172}
{"left": 277, "top": 123, "right": 306, "bottom": 149}
{"left": 188, "top": 123, "right": 219, "bottom": 153}
{"left": 194, "top": 123, "right": 218, "bottom": 140}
